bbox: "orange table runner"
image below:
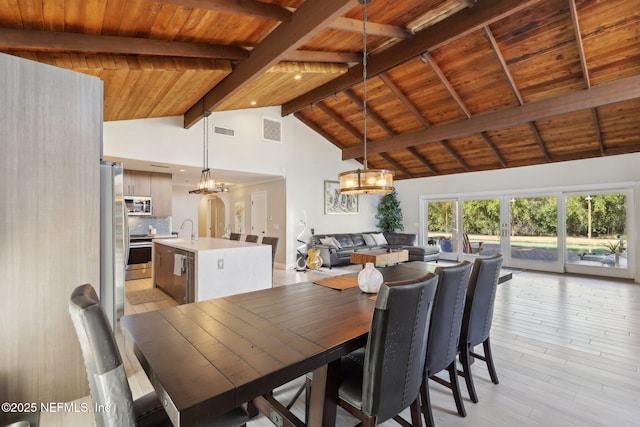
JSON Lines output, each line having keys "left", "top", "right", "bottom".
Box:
{"left": 314, "top": 275, "right": 359, "bottom": 291}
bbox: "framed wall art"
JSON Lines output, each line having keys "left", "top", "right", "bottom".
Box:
{"left": 324, "top": 180, "right": 359, "bottom": 214}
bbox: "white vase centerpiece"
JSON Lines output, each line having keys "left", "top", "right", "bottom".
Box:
{"left": 358, "top": 262, "right": 383, "bottom": 294}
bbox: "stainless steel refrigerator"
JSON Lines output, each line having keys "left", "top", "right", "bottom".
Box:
{"left": 100, "top": 161, "right": 129, "bottom": 332}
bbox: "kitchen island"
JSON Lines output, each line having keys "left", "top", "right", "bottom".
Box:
{"left": 152, "top": 238, "right": 272, "bottom": 304}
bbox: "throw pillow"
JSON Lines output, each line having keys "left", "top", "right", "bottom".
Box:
{"left": 330, "top": 237, "right": 343, "bottom": 249}
{"left": 372, "top": 233, "right": 388, "bottom": 245}
{"left": 362, "top": 233, "right": 376, "bottom": 246}
{"left": 320, "top": 237, "right": 338, "bottom": 249}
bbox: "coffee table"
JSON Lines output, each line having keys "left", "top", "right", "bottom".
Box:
{"left": 350, "top": 249, "right": 409, "bottom": 267}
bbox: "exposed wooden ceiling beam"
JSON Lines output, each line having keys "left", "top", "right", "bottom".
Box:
{"left": 380, "top": 153, "right": 413, "bottom": 178}
{"left": 283, "top": 50, "right": 361, "bottom": 63}
{"left": 155, "top": 0, "right": 292, "bottom": 21}
{"left": 0, "top": 28, "right": 248, "bottom": 60}
{"left": 184, "top": 0, "right": 359, "bottom": 128}
{"left": 591, "top": 108, "right": 605, "bottom": 156}
{"left": 294, "top": 112, "right": 346, "bottom": 149}
{"left": 406, "top": 147, "right": 439, "bottom": 175}
{"left": 479, "top": 131, "right": 507, "bottom": 167}
{"left": 423, "top": 51, "right": 471, "bottom": 118}
{"left": 378, "top": 73, "right": 431, "bottom": 128}
{"left": 282, "top": 0, "right": 543, "bottom": 116}
{"left": 342, "top": 74, "right": 640, "bottom": 160}
{"left": 484, "top": 26, "right": 523, "bottom": 105}
{"left": 439, "top": 140, "right": 471, "bottom": 171}
{"left": 329, "top": 17, "right": 412, "bottom": 39}
{"left": 317, "top": 102, "right": 362, "bottom": 142}
{"left": 568, "top": 0, "right": 590, "bottom": 89}
{"left": 343, "top": 89, "right": 396, "bottom": 136}
{"left": 528, "top": 122, "right": 552, "bottom": 162}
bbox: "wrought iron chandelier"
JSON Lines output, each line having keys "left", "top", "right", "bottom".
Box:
{"left": 189, "top": 112, "right": 227, "bottom": 194}
{"left": 339, "top": 0, "right": 394, "bottom": 195}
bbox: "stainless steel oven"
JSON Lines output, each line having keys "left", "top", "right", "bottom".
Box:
{"left": 126, "top": 235, "right": 153, "bottom": 280}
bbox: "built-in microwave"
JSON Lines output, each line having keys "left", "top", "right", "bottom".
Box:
{"left": 125, "top": 196, "right": 152, "bottom": 216}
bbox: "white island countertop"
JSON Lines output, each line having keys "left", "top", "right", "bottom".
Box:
{"left": 155, "top": 237, "right": 262, "bottom": 252}
{"left": 153, "top": 237, "right": 273, "bottom": 302}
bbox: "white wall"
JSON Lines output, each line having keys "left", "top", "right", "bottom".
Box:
{"left": 393, "top": 153, "right": 640, "bottom": 281}
{"left": 103, "top": 107, "right": 381, "bottom": 267}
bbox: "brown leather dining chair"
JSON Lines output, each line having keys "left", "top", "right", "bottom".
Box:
{"left": 306, "top": 273, "right": 439, "bottom": 427}
{"left": 420, "top": 261, "right": 472, "bottom": 427}
{"left": 245, "top": 234, "right": 259, "bottom": 243}
{"left": 458, "top": 254, "right": 504, "bottom": 403}
{"left": 229, "top": 232, "right": 241, "bottom": 241}
{"left": 69, "top": 284, "right": 249, "bottom": 427}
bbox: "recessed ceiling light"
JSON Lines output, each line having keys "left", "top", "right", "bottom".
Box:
{"left": 250, "top": 101, "right": 257, "bottom": 106}
{"left": 294, "top": 74, "right": 302, "bottom": 80}
{"left": 179, "top": 169, "right": 185, "bottom": 172}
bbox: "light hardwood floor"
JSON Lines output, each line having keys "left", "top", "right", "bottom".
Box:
{"left": 40, "top": 267, "right": 640, "bottom": 426}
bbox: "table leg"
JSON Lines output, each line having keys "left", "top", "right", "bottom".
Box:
{"left": 307, "top": 360, "right": 340, "bottom": 427}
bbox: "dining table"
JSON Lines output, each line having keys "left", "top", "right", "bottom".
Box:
{"left": 122, "top": 261, "right": 512, "bottom": 427}
{"left": 122, "top": 279, "right": 375, "bottom": 427}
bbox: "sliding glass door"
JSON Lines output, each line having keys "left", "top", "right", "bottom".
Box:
{"left": 425, "top": 199, "right": 458, "bottom": 261}
{"left": 565, "top": 191, "right": 629, "bottom": 277}
{"left": 505, "top": 195, "right": 563, "bottom": 272}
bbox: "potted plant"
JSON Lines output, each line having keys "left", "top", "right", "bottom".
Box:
{"left": 603, "top": 237, "right": 625, "bottom": 267}
{"left": 375, "top": 189, "right": 404, "bottom": 233}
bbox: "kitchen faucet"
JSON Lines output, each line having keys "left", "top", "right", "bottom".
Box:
{"left": 180, "top": 219, "right": 195, "bottom": 240}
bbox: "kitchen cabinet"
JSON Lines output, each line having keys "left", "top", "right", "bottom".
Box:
{"left": 123, "top": 170, "right": 151, "bottom": 196}
{"left": 151, "top": 172, "right": 172, "bottom": 217}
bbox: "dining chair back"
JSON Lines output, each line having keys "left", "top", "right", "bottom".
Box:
{"left": 337, "top": 273, "right": 439, "bottom": 427}
{"left": 459, "top": 254, "right": 504, "bottom": 403}
{"left": 245, "top": 234, "right": 259, "bottom": 243}
{"left": 69, "top": 284, "right": 249, "bottom": 427}
{"left": 229, "top": 232, "right": 241, "bottom": 241}
{"left": 261, "top": 236, "right": 279, "bottom": 265}
{"left": 421, "top": 261, "right": 472, "bottom": 427}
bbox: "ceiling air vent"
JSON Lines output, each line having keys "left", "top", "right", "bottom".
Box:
{"left": 214, "top": 126, "right": 234, "bottom": 137}
{"left": 262, "top": 117, "right": 282, "bottom": 144}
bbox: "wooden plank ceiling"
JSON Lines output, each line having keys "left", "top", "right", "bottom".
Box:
{"left": 1, "top": 0, "right": 639, "bottom": 180}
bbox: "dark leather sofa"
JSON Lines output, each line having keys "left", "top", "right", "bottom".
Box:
{"left": 309, "top": 232, "right": 440, "bottom": 268}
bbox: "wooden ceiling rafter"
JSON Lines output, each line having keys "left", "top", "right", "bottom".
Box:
{"left": 0, "top": 28, "right": 249, "bottom": 60}
{"left": 294, "top": 112, "right": 347, "bottom": 149}
{"left": 154, "top": 0, "right": 292, "bottom": 21}
{"left": 343, "top": 89, "right": 396, "bottom": 136}
{"left": 484, "top": 25, "right": 524, "bottom": 105}
{"left": 479, "top": 131, "right": 507, "bottom": 167}
{"left": 317, "top": 102, "right": 363, "bottom": 142}
{"left": 379, "top": 152, "right": 413, "bottom": 178}
{"left": 439, "top": 140, "right": 471, "bottom": 171}
{"left": 406, "top": 147, "right": 439, "bottom": 175}
{"left": 282, "top": 0, "right": 544, "bottom": 116}
{"left": 329, "top": 17, "right": 413, "bottom": 39}
{"left": 423, "top": 51, "right": 471, "bottom": 119}
{"left": 591, "top": 108, "right": 605, "bottom": 156}
{"left": 342, "top": 74, "right": 640, "bottom": 160}
{"left": 284, "top": 50, "right": 361, "bottom": 63}
{"left": 568, "top": 0, "right": 590, "bottom": 89}
{"left": 184, "top": 0, "right": 360, "bottom": 128}
{"left": 528, "top": 122, "right": 553, "bottom": 162}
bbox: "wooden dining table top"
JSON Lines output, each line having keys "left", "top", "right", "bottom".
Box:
{"left": 122, "top": 280, "right": 376, "bottom": 427}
